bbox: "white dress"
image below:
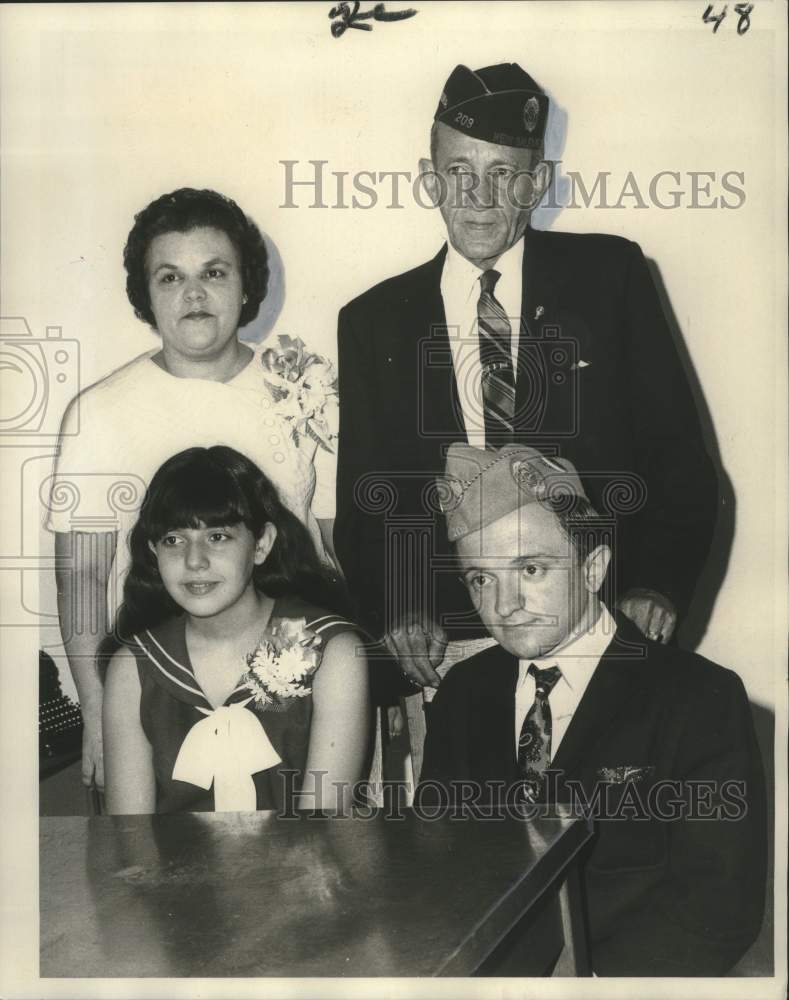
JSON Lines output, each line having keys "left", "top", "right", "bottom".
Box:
{"left": 45, "top": 346, "right": 336, "bottom": 621}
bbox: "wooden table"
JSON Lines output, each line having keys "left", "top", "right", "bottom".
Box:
{"left": 40, "top": 810, "right": 592, "bottom": 978}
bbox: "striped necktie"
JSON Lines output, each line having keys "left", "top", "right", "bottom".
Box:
{"left": 517, "top": 663, "right": 562, "bottom": 801}
{"left": 477, "top": 268, "right": 516, "bottom": 447}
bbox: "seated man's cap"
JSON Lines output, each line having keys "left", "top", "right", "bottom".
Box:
{"left": 439, "top": 443, "right": 588, "bottom": 542}
{"left": 434, "top": 63, "right": 549, "bottom": 150}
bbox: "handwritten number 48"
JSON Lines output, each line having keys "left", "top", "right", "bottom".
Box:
{"left": 703, "top": 4, "right": 754, "bottom": 35}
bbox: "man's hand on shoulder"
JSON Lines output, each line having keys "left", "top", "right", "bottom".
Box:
{"left": 617, "top": 588, "right": 677, "bottom": 643}
{"left": 384, "top": 614, "right": 447, "bottom": 688}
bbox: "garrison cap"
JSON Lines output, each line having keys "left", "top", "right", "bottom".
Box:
{"left": 439, "top": 443, "right": 587, "bottom": 543}
{"left": 434, "top": 63, "right": 549, "bottom": 150}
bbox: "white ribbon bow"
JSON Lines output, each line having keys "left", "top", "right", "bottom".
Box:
{"left": 172, "top": 700, "right": 281, "bottom": 811}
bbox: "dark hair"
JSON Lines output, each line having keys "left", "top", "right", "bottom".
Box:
{"left": 544, "top": 494, "right": 612, "bottom": 563}
{"left": 123, "top": 188, "right": 269, "bottom": 330}
{"left": 118, "top": 446, "right": 349, "bottom": 637}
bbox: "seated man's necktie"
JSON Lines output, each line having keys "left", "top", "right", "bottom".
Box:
{"left": 518, "top": 663, "right": 562, "bottom": 801}
{"left": 477, "top": 268, "right": 515, "bottom": 447}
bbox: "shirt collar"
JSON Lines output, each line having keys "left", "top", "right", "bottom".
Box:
{"left": 524, "top": 603, "right": 616, "bottom": 691}
{"left": 442, "top": 234, "right": 525, "bottom": 303}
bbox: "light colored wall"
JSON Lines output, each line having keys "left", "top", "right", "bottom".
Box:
{"left": 1, "top": 2, "right": 785, "bottom": 718}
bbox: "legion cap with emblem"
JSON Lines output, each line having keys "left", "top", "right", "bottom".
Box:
{"left": 439, "top": 443, "right": 587, "bottom": 542}
{"left": 434, "top": 63, "right": 549, "bottom": 150}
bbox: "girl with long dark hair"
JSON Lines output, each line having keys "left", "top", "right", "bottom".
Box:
{"left": 103, "top": 446, "right": 368, "bottom": 814}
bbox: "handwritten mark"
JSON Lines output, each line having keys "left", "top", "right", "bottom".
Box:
{"left": 734, "top": 2, "right": 753, "bottom": 33}
{"left": 329, "top": 2, "right": 418, "bottom": 39}
{"left": 702, "top": 3, "right": 727, "bottom": 32}
{"left": 702, "top": 3, "right": 753, "bottom": 34}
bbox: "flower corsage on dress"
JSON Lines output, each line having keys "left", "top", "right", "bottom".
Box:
{"left": 241, "top": 616, "right": 323, "bottom": 710}
{"left": 260, "top": 335, "right": 339, "bottom": 457}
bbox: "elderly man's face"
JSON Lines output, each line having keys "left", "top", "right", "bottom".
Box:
{"left": 456, "top": 503, "right": 609, "bottom": 660}
{"left": 420, "top": 122, "right": 549, "bottom": 268}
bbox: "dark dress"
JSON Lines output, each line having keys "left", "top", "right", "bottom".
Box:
{"left": 129, "top": 596, "right": 358, "bottom": 813}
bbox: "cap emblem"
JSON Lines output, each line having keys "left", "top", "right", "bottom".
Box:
{"left": 523, "top": 96, "right": 540, "bottom": 133}
{"left": 511, "top": 458, "right": 547, "bottom": 498}
{"left": 437, "top": 475, "right": 466, "bottom": 514}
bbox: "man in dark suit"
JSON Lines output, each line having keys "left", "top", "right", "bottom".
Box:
{"left": 335, "top": 62, "right": 718, "bottom": 690}
{"left": 419, "top": 443, "right": 765, "bottom": 976}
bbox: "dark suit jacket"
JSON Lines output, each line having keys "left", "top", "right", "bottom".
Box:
{"left": 419, "top": 616, "right": 767, "bottom": 977}
{"left": 335, "top": 229, "right": 718, "bottom": 641}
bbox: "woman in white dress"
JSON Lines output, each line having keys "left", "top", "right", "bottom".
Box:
{"left": 47, "top": 188, "right": 337, "bottom": 793}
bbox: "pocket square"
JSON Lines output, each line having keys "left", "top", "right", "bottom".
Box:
{"left": 596, "top": 765, "right": 655, "bottom": 784}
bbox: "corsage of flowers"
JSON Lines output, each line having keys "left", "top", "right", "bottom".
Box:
{"left": 241, "top": 617, "right": 323, "bottom": 708}
{"left": 261, "top": 335, "right": 339, "bottom": 454}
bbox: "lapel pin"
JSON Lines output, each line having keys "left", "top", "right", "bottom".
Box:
{"left": 535, "top": 305, "right": 544, "bottom": 319}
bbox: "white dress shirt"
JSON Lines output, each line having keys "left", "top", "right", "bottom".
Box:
{"left": 514, "top": 605, "right": 617, "bottom": 758}
{"left": 440, "top": 238, "right": 524, "bottom": 448}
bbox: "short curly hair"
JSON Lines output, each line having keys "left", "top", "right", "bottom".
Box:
{"left": 123, "top": 188, "right": 269, "bottom": 331}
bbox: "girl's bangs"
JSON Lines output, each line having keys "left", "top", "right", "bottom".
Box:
{"left": 143, "top": 464, "right": 253, "bottom": 539}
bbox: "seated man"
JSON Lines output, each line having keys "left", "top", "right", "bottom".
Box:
{"left": 420, "top": 443, "right": 766, "bottom": 977}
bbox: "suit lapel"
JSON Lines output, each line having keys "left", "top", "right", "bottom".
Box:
{"left": 412, "top": 244, "right": 467, "bottom": 459}
{"left": 551, "top": 617, "right": 650, "bottom": 778}
{"left": 516, "top": 228, "right": 585, "bottom": 443}
{"left": 520, "top": 226, "right": 566, "bottom": 339}
{"left": 469, "top": 644, "right": 520, "bottom": 782}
